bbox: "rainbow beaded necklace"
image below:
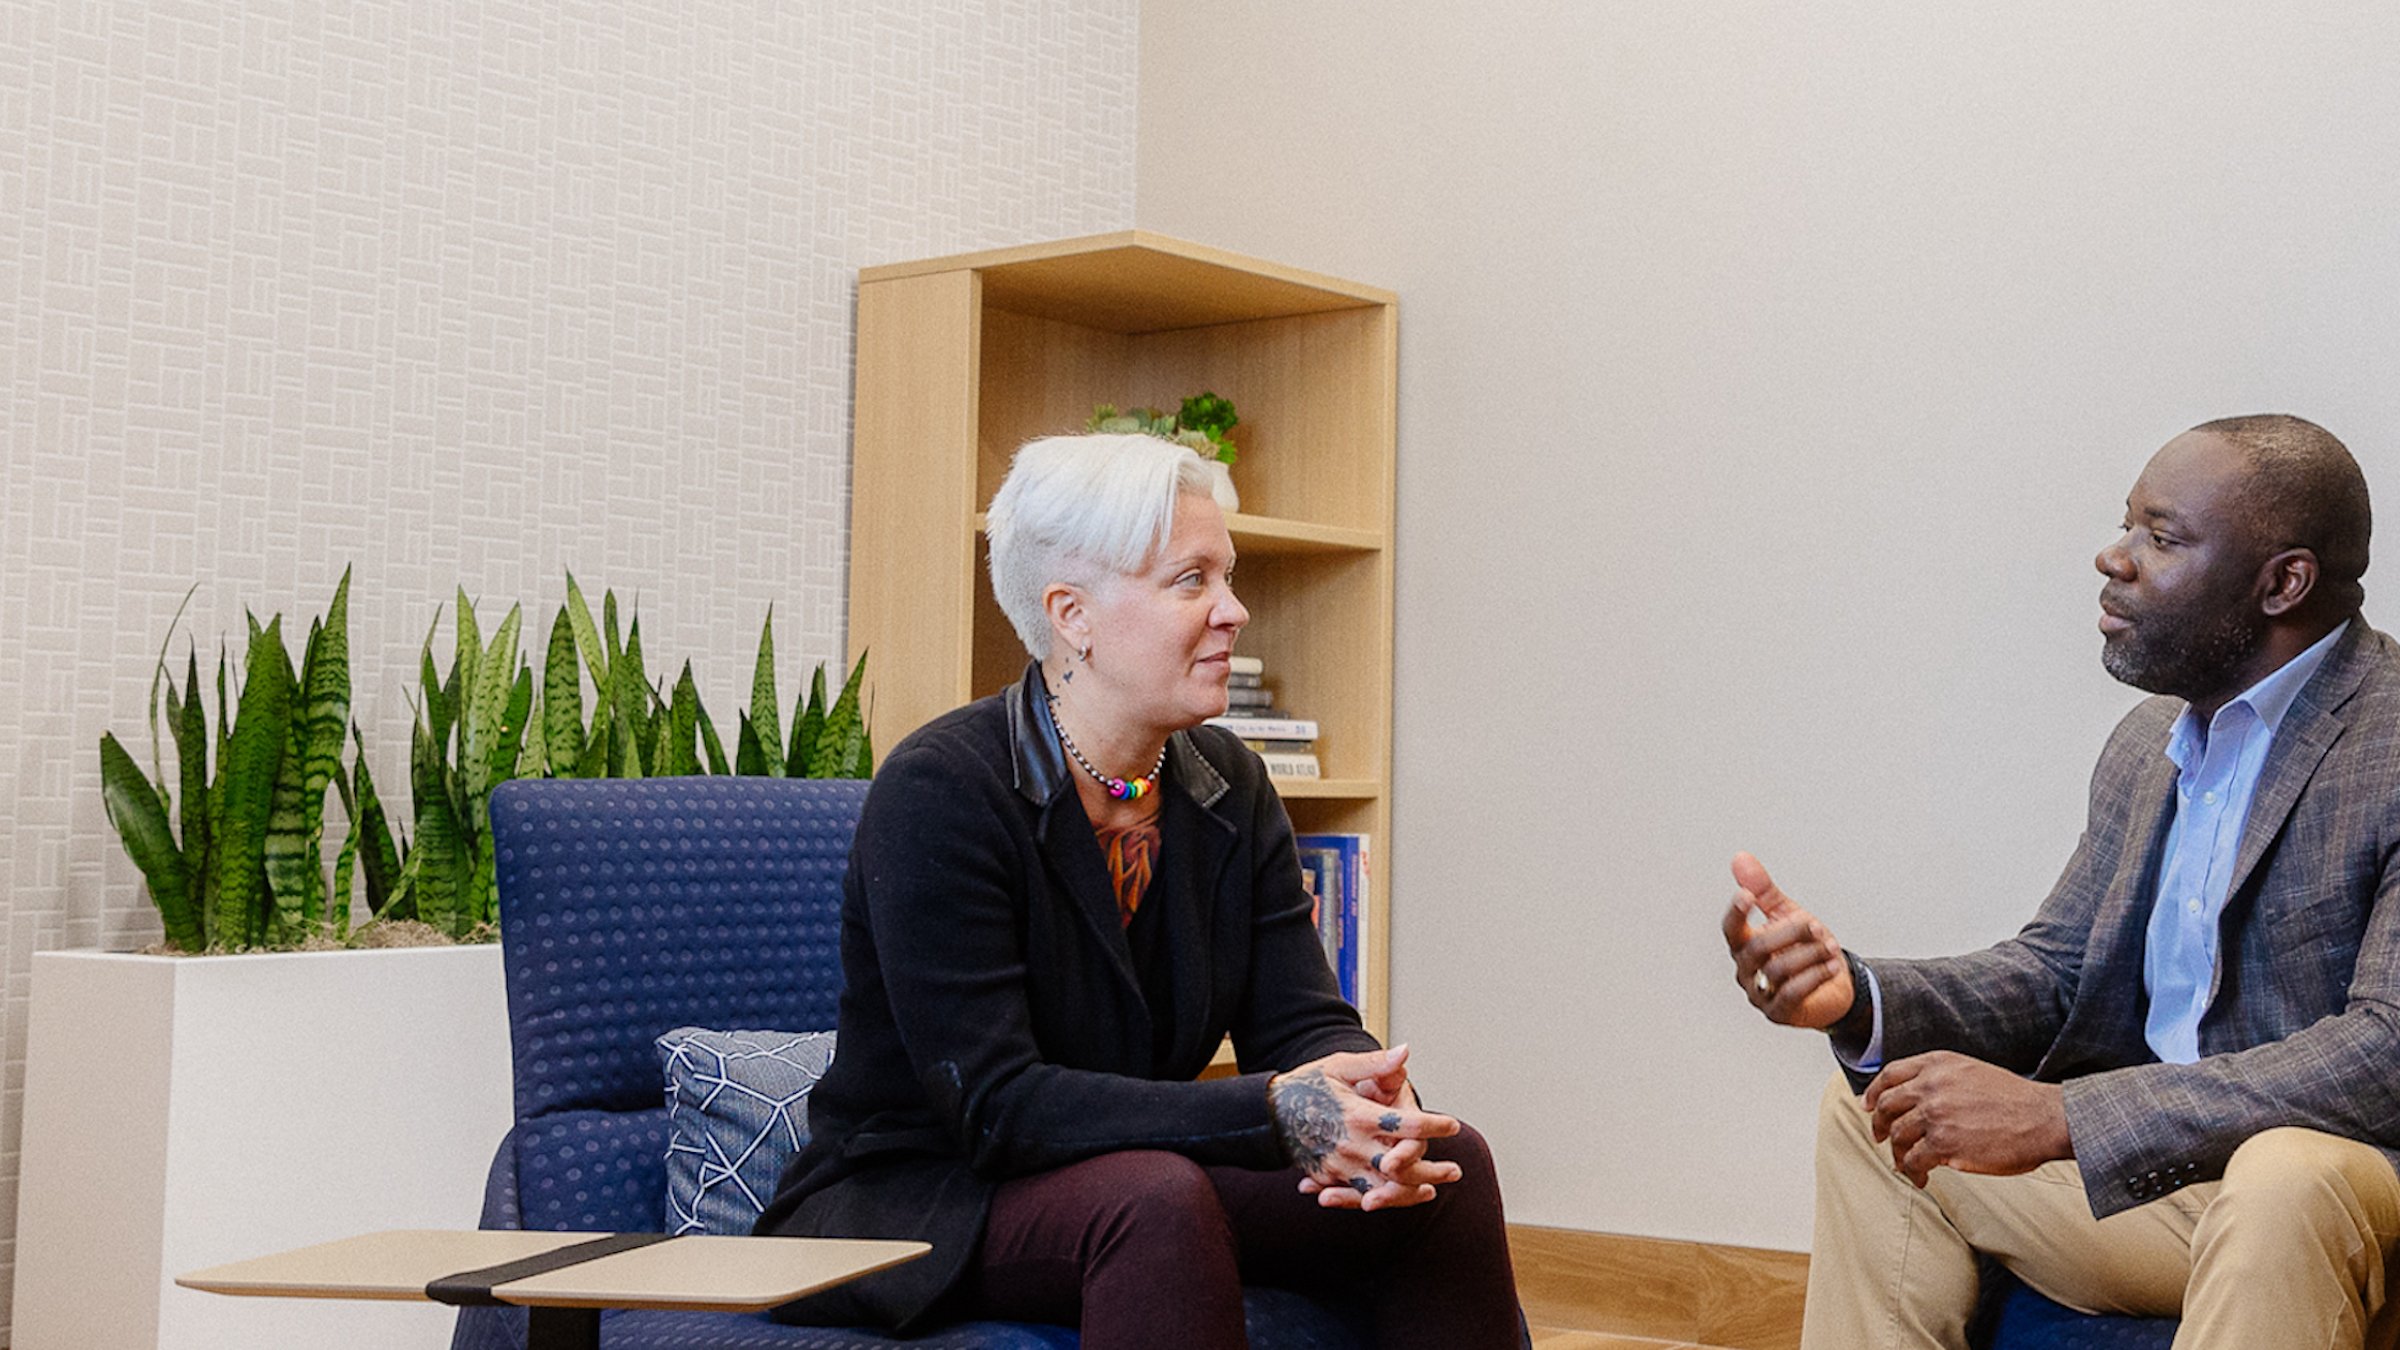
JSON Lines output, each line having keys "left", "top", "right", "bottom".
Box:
{"left": 1047, "top": 694, "right": 1167, "bottom": 802}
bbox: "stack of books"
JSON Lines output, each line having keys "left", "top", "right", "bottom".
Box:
{"left": 1207, "top": 654, "right": 1320, "bottom": 779}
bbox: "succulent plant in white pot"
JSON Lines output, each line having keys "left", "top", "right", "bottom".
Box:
{"left": 1088, "top": 391, "right": 1243, "bottom": 512}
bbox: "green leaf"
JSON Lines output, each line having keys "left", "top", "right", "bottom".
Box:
{"left": 272, "top": 567, "right": 353, "bottom": 938}
{"left": 216, "top": 614, "right": 296, "bottom": 950}
{"left": 696, "top": 700, "right": 730, "bottom": 775}
{"left": 750, "top": 607, "right": 784, "bottom": 776}
{"left": 493, "top": 666, "right": 532, "bottom": 786}
{"left": 471, "top": 828, "right": 498, "bottom": 932}
{"left": 807, "top": 648, "right": 871, "bottom": 779}
{"left": 565, "top": 571, "right": 609, "bottom": 691}
{"left": 101, "top": 732, "right": 198, "bottom": 951}
{"left": 791, "top": 664, "right": 827, "bottom": 777}
{"left": 542, "top": 607, "right": 585, "bottom": 776}
{"left": 461, "top": 604, "right": 522, "bottom": 803}
{"left": 263, "top": 640, "right": 313, "bottom": 942}
{"left": 1177, "top": 391, "right": 1238, "bottom": 436}
{"left": 735, "top": 712, "right": 766, "bottom": 776}
{"left": 454, "top": 588, "right": 483, "bottom": 729}
{"left": 638, "top": 700, "right": 664, "bottom": 780}
{"left": 609, "top": 706, "right": 644, "bottom": 779}
{"left": 146, "top": 585, "right": 199, "bottom": 806}
{"left": 665, "top": 663, "right": 702, "bottom": 776}
{"left": 608, "top": 614, "right": 651, "bottom": 775}
{"left": 520, "top": 681, "right": 548, "bottom": 778}
{"left": 602, "top": 589, "right": 623, "bottom": 677}
{"left": 214, "top": 647, "right": 231, "bottom": 772}
{"left": 409, "top": 716, "right": 467, "bottom": 937}
{"left": 352, "top": 730, "right": 404, "bottom": 916}
{"left": 332, "top": 808, "right": 359, "bottom": 940}
{"left": 386, "top": 849, "right": 419, "bottom": 924}
{"left": 421, "top": 607, "right": 457, "bottom": 756}
{"left": 577, "top": 703, "right": 613, "bottom": 779}
{"left": 170, "top": 644, "right": 211, "bottom": 943}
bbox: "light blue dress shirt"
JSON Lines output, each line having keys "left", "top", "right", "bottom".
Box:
{"left": 2142, "top": 620, "right": 2346, "bottom": 1062}
{"left": 1842, "top": 621, "right": 2348, "bottom": 1072}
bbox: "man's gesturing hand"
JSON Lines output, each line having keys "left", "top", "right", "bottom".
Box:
{"left": 1722, "top": 852, "right": 1854, "bottom": 1029}
{"left": 1863, "top": 1051, "right": 2072, "bottom": 1187}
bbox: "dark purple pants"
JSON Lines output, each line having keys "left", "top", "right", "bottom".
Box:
{"left": 961, "top": 1124, "right": 1519, "bottom": 1350}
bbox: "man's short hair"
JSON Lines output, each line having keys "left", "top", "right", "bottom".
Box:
{"left": 2195, "top": 414, "right": 2372, "bottom": 616}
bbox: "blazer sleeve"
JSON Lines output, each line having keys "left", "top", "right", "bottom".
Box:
{"left": 850, "top": 741, "right": 1290, "bottom": 1181}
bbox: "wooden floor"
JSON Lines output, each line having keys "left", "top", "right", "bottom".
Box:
{"left": 1507, "top": 1224, "right": 1805, "bottom": 1350}
{"left": 1531, "top": 1329, "right": 1743, "bottom": 1350}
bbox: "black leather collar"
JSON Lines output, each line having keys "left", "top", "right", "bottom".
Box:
{"left": 1005, "top": 662, "right": 1230, "bottom": 810}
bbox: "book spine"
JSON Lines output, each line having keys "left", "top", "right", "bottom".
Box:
{"left": 1227, "top": 655, "right": 1265, "bottom": 676}
{"left": 1222, "top": 687, "right": 1276, "bottom": 709}
{"left": 1349, "top": 835, "right": 1369, "bottom": 1011}
{"left": 1259, "top": 752, "right": 1321, "bottom": 779}
{"left": 1206, "top": 716, "right": 1319, "bottom": 741}
{"left": 1294, "top": 832, "right": 1367, "bottom": 1005}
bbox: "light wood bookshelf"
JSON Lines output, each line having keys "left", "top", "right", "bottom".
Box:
{"left": 846, "top": 230, "right": 1397, "bottom": 1039}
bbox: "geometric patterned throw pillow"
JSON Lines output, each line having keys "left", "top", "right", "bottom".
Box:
{"left": 656, "top": 1026, "right": 838, "bottom": 1237}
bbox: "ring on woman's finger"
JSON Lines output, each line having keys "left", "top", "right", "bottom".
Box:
{"left": 1349, "top": 1177, "right": 1375, "bottom": 1195}
{"left": 1753, "top": 971, "right": 1772, "bottom": 996}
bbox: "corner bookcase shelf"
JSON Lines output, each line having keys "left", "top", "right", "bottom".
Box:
{"left": 846, "top": 230, "right": 1397, "bottom": 1038}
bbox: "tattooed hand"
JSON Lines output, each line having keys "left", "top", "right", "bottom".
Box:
{"left": 1268, "top": 1045, "right": 1462, "bottom": 1211}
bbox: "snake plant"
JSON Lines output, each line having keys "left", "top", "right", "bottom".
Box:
{"left": 105, "top": 573, "right": 875, "bottom": 951}
{"left": 386, "top": 590, "right": 529, "bottom": 939}
{"left": 538, "top": 578, "right": 868, "bottom": 782}
{"left": 99, "top": 569, "right": 374, "bottom": 950}
{"left": 734, "top": 605, "right": 872, "bottom": 779}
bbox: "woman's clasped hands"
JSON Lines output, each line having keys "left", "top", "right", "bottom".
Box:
{"left": 1270, "top": 1044, "right": 1463, "bottom": 1211}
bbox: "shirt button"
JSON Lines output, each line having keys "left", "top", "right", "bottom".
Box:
{"left": 2202, "top": 790, "right": 2218, "bottom": 804}
{"left": 2187, "top": 899, "right": 2202, "bottom": 915}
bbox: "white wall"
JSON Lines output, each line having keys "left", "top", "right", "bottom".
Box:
{"left": 0, "top": 0, "right": 1135, "bottom": 1335}
{"left": 1139, "top": 0, "right": 2400, "bottom": 1249}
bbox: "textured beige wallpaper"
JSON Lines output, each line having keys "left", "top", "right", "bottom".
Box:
{"left": 0, "top": 0, "right": 1135, "bottom": 1334}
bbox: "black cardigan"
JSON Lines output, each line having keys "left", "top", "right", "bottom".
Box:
{"left": 756, "top": 665, "right": 1379, "bottom": 1331}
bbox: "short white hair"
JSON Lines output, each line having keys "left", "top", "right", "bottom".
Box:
{"left": 986, "top": 433, "right": 1218, "bottom": 661}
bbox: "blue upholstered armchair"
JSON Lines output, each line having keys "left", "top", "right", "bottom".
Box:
{"left": 1975, "top": 1265, "right": 2176, "bottom": 1349}
{"left": 451, "top": 776, "right": 1370, "bottom": 1350}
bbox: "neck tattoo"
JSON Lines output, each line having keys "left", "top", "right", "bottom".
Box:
{"left": 1047, "top": 694, "right": 1166, "bottom": 802}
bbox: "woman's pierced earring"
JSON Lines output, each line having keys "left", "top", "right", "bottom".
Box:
{"left": 1078, "top": 643, "right": 1091, "bottom": 663}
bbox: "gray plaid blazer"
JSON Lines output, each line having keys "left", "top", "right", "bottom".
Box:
{"left": 1863, "top": 621, "right": 2400, "bottom": 1218}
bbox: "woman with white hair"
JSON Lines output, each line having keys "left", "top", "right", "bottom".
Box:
{"left": 756, "top": 433, "right": 1521, "bottom": 1347}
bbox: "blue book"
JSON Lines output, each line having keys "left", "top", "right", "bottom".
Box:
{"left": 1293, "top": 832, "right": 1367, "bottom": 1006}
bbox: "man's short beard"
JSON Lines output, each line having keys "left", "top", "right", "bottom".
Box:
{"left": 2101, "top": 604, "right": 2269, "bottom": 701}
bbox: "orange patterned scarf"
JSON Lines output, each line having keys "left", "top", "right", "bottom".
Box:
{"left": 1094, "top": 818, "right": 1161, "bottom": 927}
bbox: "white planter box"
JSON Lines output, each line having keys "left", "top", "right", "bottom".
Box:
{"left": 12, "top": 946, "right": 513, "bottom": 1350}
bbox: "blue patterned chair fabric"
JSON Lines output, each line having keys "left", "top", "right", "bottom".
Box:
{"left": 451, "top": 776, "right": 1372, "bottom": 1350}
{"left": 1972, "top": 1261, "right": 2178, "bottom": 1349}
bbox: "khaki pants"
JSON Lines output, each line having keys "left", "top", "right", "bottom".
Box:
{"left": 1804, "top": 1074, "right": 2400, "bottom": 1350}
